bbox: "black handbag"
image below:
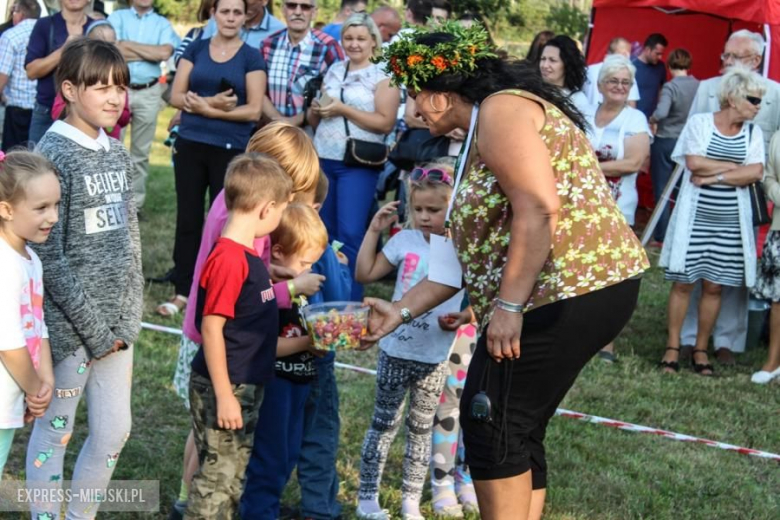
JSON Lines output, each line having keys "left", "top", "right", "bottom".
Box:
{"left": 746, "top": 124, "right": 771, "bottom": 226}
{"left": 340, "top": 63, "right": 388, "bottom": 170}
{"left": 387, "top": 128, "right": 451, "bottom": 171}
{"left": 749, "top": 182, "right": 771, "bottom": 226}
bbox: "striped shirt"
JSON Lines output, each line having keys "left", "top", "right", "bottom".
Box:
{"left": 0, "top": 19, "right": 37, "bottom": 109}
{"left": 261, "top": 28, "right": 343, "bottom": 117}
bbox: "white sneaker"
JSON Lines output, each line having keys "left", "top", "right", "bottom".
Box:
{"left": 750, "top": 366, "right": 780, "bottom": 384}
{"left": 355, "top": 506, "right": 390, "bottom": 520}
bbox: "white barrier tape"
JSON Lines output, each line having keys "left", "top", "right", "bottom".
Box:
{"left": 141, "top": 322, "right": 183, "bottom": 336}
{"left": 140, "top": 322, "right": 780, "bottom": 463}
{"left": 554, "top": 409, "right": 780, "bottom": 462}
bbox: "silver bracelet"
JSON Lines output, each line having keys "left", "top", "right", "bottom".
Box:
{"left": 495, "top": 298, "right": 525, "bottom": 313}
{"left": 399, "top": 307, "right": 413, "bottom": 324}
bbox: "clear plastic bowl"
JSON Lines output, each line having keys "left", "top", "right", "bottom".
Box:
{"left": 302, "top": 301, "right": 370, "bottom": 351}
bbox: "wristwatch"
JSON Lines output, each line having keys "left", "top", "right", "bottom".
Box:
{"left": 400, "top": 307, "right": 413, "bottom": 324}
{"left": 716, "top": 173, "right": 725, "bottom": 184}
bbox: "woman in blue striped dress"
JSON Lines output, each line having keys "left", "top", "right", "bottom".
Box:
{"left": 659, "top": 68, "right": 766, "bottom": 375}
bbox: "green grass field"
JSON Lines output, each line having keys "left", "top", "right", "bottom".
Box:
{"left": 3, "top": 107, "right": 779, "bottom": 519}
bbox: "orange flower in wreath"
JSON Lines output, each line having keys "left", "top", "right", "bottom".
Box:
{"left": 431, "top": 55, "right": 448, "bottom": 71}
{"left": 407, "top": 54, "right": 424, "bottom": 66}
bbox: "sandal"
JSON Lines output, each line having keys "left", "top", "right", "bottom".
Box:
{"left": 691, "top": 348, "right": 714, "bottom": 376}
{"left": 156, "top": 295, "right": 188, "bottom": 317}
{"left": 658, "top": 346, "right": 680, "bottom": 373}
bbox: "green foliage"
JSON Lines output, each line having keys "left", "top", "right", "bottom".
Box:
{"left": 545, "top": 2, "right": 589, "bottom": 40}
{"left": 154, "top": 0, "right": 188, "bottom": 20}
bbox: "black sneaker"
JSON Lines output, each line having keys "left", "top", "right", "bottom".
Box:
{"left": 167, "top": 500, "right": 185, "bottom": 520}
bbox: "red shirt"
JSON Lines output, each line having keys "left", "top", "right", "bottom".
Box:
{"left": 192, "top": 238, "right": 278, "bottom": 385}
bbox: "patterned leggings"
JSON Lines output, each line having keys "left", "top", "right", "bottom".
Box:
{"left": 358, "top": 350, "right": 448, "bottom": 502}
{"left": 431, "top": 325, "right": 477, "bottom": 503}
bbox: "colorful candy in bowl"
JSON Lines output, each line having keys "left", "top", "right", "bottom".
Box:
{"left": 302, "top": 301, "right": 370, "bottom": 351}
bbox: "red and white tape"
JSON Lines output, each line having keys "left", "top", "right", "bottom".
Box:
{"left": 141, "top": 322, "right": 780, "bottom": 463}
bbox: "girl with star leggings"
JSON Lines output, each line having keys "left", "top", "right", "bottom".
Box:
{"left": 24, "top": 39, "right": 143, "bottom": 519}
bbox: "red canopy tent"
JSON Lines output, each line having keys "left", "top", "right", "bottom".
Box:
{"left": 586, "top": 0, "right": 780, "bottom": 81}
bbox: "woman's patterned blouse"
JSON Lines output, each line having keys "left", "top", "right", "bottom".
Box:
{"left": 450, "top": 89, "right": 649, "bottom": 329}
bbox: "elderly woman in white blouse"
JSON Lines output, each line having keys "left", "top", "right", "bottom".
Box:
{"left": 585, "top": 54, "right": 651, "bottom": 361}
{"left": 308, "top": 13, "right": 400, "bottom": 300}
{"left": 660, "top": 68, "right": 765, "bottom": 376}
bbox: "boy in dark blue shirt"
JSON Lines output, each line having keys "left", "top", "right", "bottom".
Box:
{"left": 187, "top": 153, "right": 292, "bottom": 520}
{"left": 241, "top": 204, "right": 330, "bottom": 519}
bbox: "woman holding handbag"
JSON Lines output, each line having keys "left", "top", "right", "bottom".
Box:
{"left": 659, "top": 67, "right": 766, "bottom": 376}
{"left": 309, "top": 13, "right": 400, "bottom": 300}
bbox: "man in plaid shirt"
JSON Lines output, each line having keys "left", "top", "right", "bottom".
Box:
{"left": 0, "top": 0, "right": 40, "bottom": 149}
{"left": 261, "top": 0, "right": 344, "bottom": 127}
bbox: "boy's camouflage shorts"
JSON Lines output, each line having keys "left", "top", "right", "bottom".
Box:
{"left": 185, "top": 372, "right": 264, "bottom": 520}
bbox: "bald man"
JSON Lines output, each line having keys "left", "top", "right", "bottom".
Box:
{"left": 371, "top": 5, "right": 401, "bottom": 44}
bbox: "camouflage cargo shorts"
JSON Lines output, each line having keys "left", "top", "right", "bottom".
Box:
{"left": 186, "top": 372, "right": 265, "bottom": 520}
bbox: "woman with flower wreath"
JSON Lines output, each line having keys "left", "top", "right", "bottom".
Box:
{"left": 363, "top": 22, "right": 649, "bottom": 520}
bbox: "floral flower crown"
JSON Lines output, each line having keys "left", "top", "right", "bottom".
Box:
{"left": 374, "top": 21, "right": 496, "bottom": 92}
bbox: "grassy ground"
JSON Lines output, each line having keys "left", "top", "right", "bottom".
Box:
{"left": 3, "top": 107, "right": 779, "bottom": 519}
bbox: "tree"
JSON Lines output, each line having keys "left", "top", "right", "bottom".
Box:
{"left": 545, "top": 1, "right": 589, "bottom": 41}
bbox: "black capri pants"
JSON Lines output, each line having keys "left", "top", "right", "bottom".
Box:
{"left": 460, "top": 277, "right": 641, "bottom": 489}
{"left": 172, "top": 136, "right": 243, "bottom": 296}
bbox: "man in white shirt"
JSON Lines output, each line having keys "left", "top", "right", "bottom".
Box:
{"left": 584, "top": 37, "right": 640, "bottom": 108}
{"left": 680, "top": 29, "right": 780, "bottom": 364}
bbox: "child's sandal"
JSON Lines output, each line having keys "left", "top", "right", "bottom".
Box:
{"left": 157, "top": 294, "right": 188, "bottom": 317}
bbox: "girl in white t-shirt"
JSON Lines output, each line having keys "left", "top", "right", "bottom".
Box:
{"left": 354, "top": 163, "right": 468, "bottom": 520}
{"left": 0, "top": 151, "right": 59, "bottom": 478}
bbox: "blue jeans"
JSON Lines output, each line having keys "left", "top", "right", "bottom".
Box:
{"left": 28, "top": 103, "right": 53, "bottom": 145}
{"left": 240, "top": 377, "right": 311, "bottom": 520}
{"left": 320, "top": 158, "right": 379, "bottom": 300}
{"left": 650, "top": 136, "right": 678, "bottom": 242}
{"left": 298, "top": 354, "right": 341, "bottom": 519}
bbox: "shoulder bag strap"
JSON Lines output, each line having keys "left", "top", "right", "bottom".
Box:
{"left": 340, "top": 62, "right": 351, "bottom": 138}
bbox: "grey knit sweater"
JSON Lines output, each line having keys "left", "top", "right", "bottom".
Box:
{"left": 32, "top": 129, "right": 143, "bottom": 364}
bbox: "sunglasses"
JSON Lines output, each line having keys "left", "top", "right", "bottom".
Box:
{"left": 409, "top": 168, "right": 454, "bottom": 186}
{"left": 745, "top": 95, "right": 762, "bottom": 106}
{"left": 284, "top": 1, "right": 314, "bottom": 11}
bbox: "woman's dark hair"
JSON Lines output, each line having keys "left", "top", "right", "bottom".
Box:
{"left": 542, "top": 35, "right": 587, "bottom": 92}
{"left": 56, "top": 38, "right": 129, "bottom": 94}
{"left": 417, "top": 32, "right": 587, "bottom": 131}
{"left": 525, "top": 30, "right": 554, "bottom": 65}
{"left": 198, "top": 0, "right": 216, "bottom": 23}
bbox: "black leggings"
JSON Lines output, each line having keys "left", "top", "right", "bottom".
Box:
{"left": 460, "top": 278, "right": 641, "bottom": 488}
{"left": 172, "top": 137, "right": 243, "bottom": 295}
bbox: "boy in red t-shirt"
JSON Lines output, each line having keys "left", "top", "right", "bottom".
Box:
{"left": 186, "top": 153, "right": 292, "bottom": 519}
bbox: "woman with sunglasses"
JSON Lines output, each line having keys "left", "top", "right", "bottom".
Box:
{"left": 309, "top": 13, "right": 400, "bottom": 300}
{"left": 364, "top": 22, "right": 648, "bottom": 520}
{"left": 659, "top": 67, "right": 766, "bottom": 376}
{"left": 584, "top": 54, "right": 652, "bottom": 362}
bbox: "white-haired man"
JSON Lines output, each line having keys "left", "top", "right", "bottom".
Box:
{"left": 680, "top": 29, "right": 780, "bottom": 365}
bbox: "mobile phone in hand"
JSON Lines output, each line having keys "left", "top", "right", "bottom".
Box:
{"left": 219, "top": 78, "right": 236, "bottom": 93}
{"left": 319, "top": 91, "right": 333, "bottom": 106}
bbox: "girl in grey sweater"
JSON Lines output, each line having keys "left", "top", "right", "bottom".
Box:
{"left": 25, "top": 39, "right": 143, "bottom": 519}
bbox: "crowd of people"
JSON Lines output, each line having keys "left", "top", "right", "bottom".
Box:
{"left": 0, "top": 0, "right": 777, "bottom": 519}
